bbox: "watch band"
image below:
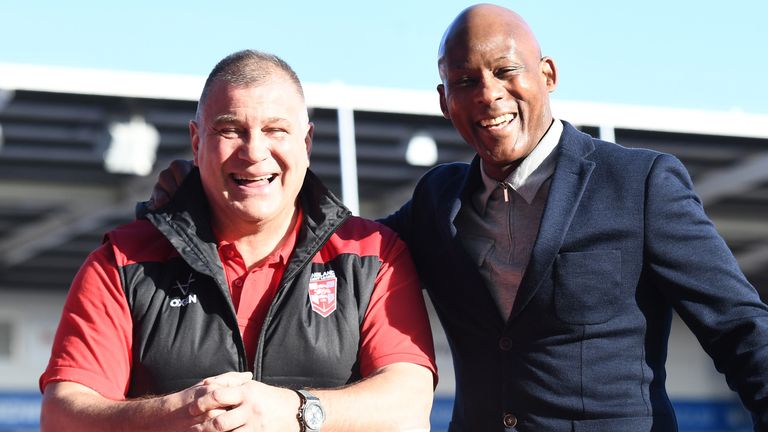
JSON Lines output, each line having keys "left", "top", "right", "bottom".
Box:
{"left": 295, "top": 389, "right": 324, "bottom": 432}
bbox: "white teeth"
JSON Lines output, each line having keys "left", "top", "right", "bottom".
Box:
{"left": 234, "top": 174, "right": 273, "bottom": 182}
{"left": 479, "top": 113, "right": 515, "bottom": 127}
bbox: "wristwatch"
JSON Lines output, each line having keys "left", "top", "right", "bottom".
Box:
{"left": 295, "top": 389, "right": 325, "bottom": 431}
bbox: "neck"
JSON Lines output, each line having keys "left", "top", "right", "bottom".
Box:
{"left": 213, "top": 207, "right": 300, "bottom": 269}
{"left": 483, "top": 159, "right": 524, "bottom": 182}
{"left": 483, "top": 117, "right": 556, "bottom": 181}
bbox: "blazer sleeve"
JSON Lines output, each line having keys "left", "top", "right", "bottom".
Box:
{"left": 378, "top": 199, "right": 414, "bottom": 246}
{"left": 644, "top": 153, "right": 768, "bottom": 426}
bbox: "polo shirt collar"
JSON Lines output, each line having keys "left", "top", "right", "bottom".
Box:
{"left": 217, "top": 207, "right": 303, "bottom": 269}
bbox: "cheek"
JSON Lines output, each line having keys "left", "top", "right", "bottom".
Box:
{"left": 445, "top": 100, "right": 474, "bottom": 133}
{"left": 284, "top": 142, "right": 311, "bottom": 167}
{"left": 447, "top": 96, "right": 468, "bottom": 118}
{"left": 207, "top": 142, "right": 239, "bottom": 165}
{"left": 199, "top": 151, "right": 236, "bottom": 182}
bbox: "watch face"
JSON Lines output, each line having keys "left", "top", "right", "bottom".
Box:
{"left": 304, "top": 402, "right": 325, "bottom": 429}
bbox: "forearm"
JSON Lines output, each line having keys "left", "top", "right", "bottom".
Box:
{"left": 159, "top": 364, "right": 433, "bottom": 432}
{"left": 313, "top": 362, "right": 434, "bottom": 432}
{"left": 41, "top": 381, "right": 205, "bottom": 432}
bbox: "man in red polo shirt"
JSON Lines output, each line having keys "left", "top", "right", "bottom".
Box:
{"left": 39, "top": 50, "right": 436, "bottom": 432}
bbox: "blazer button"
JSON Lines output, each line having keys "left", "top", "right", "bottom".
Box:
{"left": 503, "top": 413, "right": 518, "bottom": 428}
{"left": 499, "top": 337, "right": 513, "bottom": 351}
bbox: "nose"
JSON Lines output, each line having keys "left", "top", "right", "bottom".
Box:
{"left": 238, "top": 131, "right": 270, "bottom": 162}
{"left": 475, "top": 75, "right": 505, "bottom": 105}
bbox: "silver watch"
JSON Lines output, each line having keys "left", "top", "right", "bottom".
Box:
{"left": 296, "top": 389, "right": 325, "bottom": 431}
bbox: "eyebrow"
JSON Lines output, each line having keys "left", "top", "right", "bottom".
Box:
{"left": 446, "top": 54, "right": 521, "bottom": 70}
{"left": 210, "top": 114, "right": 294, "bottom": 128}
{"left": 264, "top": 116, "right": 291, "bottom": 125}
{"left": 211, "top": 113, "right": 240, "bottom": 124}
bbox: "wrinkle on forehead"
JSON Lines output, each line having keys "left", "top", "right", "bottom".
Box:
{"left": 200, "top": 79, "right": 310, "bottom": 126}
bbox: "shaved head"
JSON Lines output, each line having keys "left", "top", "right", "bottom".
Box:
{"left": 435, "top": 3, "right": 557, "bottom": 180}
{"left": 438, "top": 4, "right": 542, "bottom": 83}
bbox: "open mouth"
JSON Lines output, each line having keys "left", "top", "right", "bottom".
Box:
{"left": 231, "top": 173, "right": 277, "bottom": 186}
{"left": 478, "top": 113, "right": 516, "bottom": 129}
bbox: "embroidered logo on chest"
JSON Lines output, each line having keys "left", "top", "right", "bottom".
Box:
{"left": 169, "top": 273, "right": 198, "bottom": 308}
{"left": 308, "top": 270, "right": 337, "bottom": 317}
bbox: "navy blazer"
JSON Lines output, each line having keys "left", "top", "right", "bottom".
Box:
{"left": 382, "top": 122, "right": 768, "bottom": 431}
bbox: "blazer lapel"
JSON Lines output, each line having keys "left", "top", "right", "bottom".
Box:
{"left": 437, "top": 157, "right": 507, "bottom": 329}
{"left": 508, "top": 123, "right": 596, "bottom": 322}
{"left": 438, "top": 157, "right": 483, "bottom": 238}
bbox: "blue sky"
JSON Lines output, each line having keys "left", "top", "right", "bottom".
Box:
{"left": 2, "top": 1, "right": 766, "bottom": 113}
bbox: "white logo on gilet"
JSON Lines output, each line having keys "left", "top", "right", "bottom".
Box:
{"left": 169, "top": 273, "right": 198, "bottom": 308}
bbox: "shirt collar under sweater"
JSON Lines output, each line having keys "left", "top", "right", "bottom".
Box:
{"left": 473, "top": 119, "right": 563, "bottom": 214}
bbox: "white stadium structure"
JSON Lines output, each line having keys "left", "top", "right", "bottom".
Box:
{"left": 1, "top": 63, "right": 767, "bottom": 431}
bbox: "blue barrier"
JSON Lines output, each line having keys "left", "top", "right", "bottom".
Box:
{"left": 0, "top": 392, "right": 40, "bottom": 432}
{"left": 0, "top": 392, "right": 753, "bottom": 432}
{"left": 671, "top": 399, "right": 752, "bottom": 431}
{"left": 429, "top": 397, "right": 752, "bottom": 432}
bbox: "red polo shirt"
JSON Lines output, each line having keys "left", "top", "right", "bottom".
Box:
{"left": 40, "top": 213, "right": 437, "bottom": 399}
{"left": 218, "top": 211, "right": 301, "bottom": 371}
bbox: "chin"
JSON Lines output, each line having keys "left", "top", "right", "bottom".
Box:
{"left": 227, "top": 203, "right": 272, "bottom": 220}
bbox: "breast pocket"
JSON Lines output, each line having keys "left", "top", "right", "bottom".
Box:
{"left": 554, "top": 250, "right": 622, "bottom": 325}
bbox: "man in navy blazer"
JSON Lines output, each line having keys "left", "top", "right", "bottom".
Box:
{"left": 146, "top": 3, "right": 768, "bottom": 431}
{"left": 380, "top": 4, "right": 768, "bottom": 432}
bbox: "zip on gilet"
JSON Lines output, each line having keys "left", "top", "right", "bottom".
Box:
{"left": 117, "top": 170, "right": 378, "bottom": 396}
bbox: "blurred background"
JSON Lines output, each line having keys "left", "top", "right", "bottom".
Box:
{"left": 1, "top": 1, "right": 767, "bottom": 431}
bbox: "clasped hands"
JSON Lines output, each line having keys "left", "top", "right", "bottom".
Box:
{"left": 180, "top": 371, "right": 300, "bottom": 432}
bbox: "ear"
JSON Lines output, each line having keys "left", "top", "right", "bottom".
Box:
{"left": 305, "top": 122, "right": 314, "bottom": 160}
{"left": 540, "top": 56, "right": 558, "bottom": 92}
{"left": 437, "top": 84, "right": 451, "bottom": 120}
{"left": 189, "top": 120, "right": 201, "bottom": 166}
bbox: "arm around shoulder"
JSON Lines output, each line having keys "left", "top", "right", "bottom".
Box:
{"left": 378, "top": 199, "right": 415, "bottom": 245}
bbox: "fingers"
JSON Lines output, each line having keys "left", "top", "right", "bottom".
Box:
{"left": 149, "top": 159, "right": 193, "bottom": 210}
{"left": 200, "top": 371, "right": 253, "bottom": 387}
{"left": 188, "top": 373, "right": 252, "bottom": 417}
{"left": 187, "top": 382, "right": 295, "bottom": 432}
{"left": 204, "top": 403, "right": 251, "bottom": 432}
{"left": 169, "top": 159, "right": 194, "bottom": 184}
{"left": 188, "top": 407, "right": 248, "bottom": 432}
{"left": 148, "top": 189, "right": 170, "bottom": 211}
{"left": 189, "top": 385, "right": 245, "bottom": 417}
{"left": 151, "top": 170, "right": 178, "bottom": 208}
{"left": 189, "top": 407, "right": 228, "bottom": 427}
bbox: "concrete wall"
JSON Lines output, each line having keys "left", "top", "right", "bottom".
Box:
{"left": 0, "top": 291, "right": 64, "bottom": 391}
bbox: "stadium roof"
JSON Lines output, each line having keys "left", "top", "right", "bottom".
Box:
{"left": 1, "top": 63, "right": 766, "bottom": 295}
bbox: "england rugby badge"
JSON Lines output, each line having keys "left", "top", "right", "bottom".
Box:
{"left": 308, "top": 270, "right": 337, "bottom": 317}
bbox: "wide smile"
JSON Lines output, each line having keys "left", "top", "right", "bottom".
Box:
{"left": 230, "top": 173, "right": 278, "bottom": 187}
{"left": 477, "top": 113, "right": 516, "bottom": 129}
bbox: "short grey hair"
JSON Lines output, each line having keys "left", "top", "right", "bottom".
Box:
{"left": 196, "top": 49, "right": 304, "bottom": 119}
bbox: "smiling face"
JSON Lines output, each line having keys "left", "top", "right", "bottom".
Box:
{"left": 437, "top": 5, "right": 557, "bottom": 181}
{"left": 190, "top": 76, "right": 313, "bottom": 237}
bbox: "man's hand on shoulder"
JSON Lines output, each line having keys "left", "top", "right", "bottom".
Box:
{"left": 147, "top": 159, "right": 194, "bottom": 210}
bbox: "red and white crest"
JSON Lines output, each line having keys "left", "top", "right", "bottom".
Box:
{"left": 308, "top": 271, "right": 337, "bottom": 317}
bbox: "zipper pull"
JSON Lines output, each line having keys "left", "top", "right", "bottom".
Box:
{"left": 500, "top": 182, "right": 510, "bottom": 203}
